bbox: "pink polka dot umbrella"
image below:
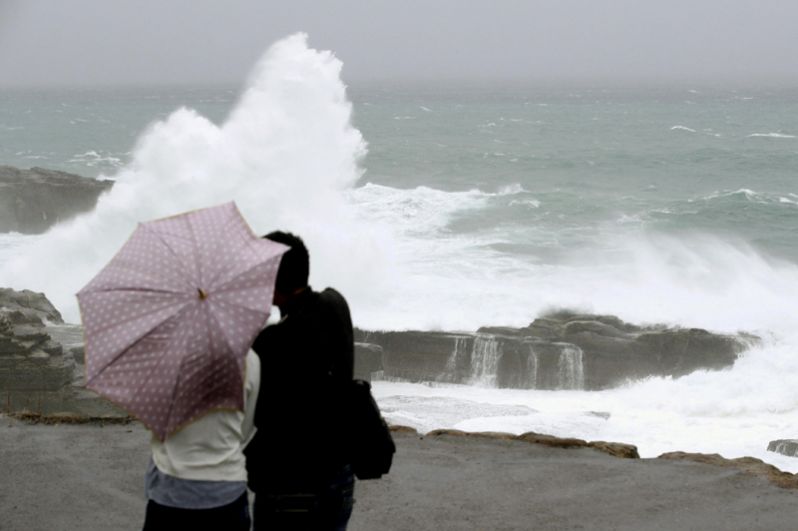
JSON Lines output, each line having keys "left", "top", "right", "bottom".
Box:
{"left": 76, "top": 202, "right": 287, "bottom": 441}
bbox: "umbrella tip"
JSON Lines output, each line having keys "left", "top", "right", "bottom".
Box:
{"left": 198, "top": 288, "right": 208, "bottom": 300}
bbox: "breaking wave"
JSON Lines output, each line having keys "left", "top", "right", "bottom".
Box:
{"left": 0, "top": 33, "right": 390, "bottom": 323}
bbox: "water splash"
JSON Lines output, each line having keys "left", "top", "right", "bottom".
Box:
{"left": 441, "top": 336, "right": 469, "bottom": 383}
{"left": 469, "top": 335, "right": 501, "bottom": 386}
{"left": 526, "top": 344, "right": 540, "bottom": 389}
{"left": 557, "top": 345, "right": 584, "bottom": 390}
{"left": 0, "top": 34, "right": 393, "bottom": 323}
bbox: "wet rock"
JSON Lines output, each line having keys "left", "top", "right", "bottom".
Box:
{"left": 768, "top": 439, "right": 798, "bottom": 458}
{"left": 426, "top": 428, "right": 639, "bottom": 459}
{"left": 587, "top": 441, "right": 639, "bottom": 459}
{"left": 0, "top": 291, "right": 154, "bottom": 418}
{"left": 659, "top": 451, "right": 798, "bottom": 489}
{"left": 0, "top": 288, "right": 64, "bottom": 325}
{"left": 354, "top": 342, "right": 383, "bottom": 381}
{"left": 0, "top": 166, "right": 113, "bottom": 234}
{"left": 361, "top": 331, "right": 469, "bottom": 384}
{"left": 357, "top": 310, "right": 754, "bottom": 390}
{"left": 1, "top": 290, "right": 75, "bottom": 411}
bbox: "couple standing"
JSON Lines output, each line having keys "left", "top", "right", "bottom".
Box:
{"left": 142, "top": 231, "right": 356, "bottom": 530}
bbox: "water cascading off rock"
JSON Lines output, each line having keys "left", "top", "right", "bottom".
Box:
{"left": 354, "top": 310, "right": 753, "bottom": 391}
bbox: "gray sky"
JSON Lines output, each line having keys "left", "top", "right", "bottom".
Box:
{"left": 1, "top": 0, "right": 797, "bottom": 87}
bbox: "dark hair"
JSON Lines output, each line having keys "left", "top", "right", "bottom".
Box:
{"left": 264, "top": 231, "right": 309, "bottom": 293}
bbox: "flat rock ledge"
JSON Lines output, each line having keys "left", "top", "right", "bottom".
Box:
{"left": 0, "top": 165, "right": 113, "bottom": 234}
{"left": 357, "top": 311, "right": 756, "bottom": 390}
{"left": 659, "top": 452, "right": 798, "bottom": 489}
{"left": 393, "top": 426, "right": 639, "bottom": 459}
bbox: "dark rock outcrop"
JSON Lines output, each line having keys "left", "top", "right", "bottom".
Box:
{"left": 354, "top": 342, "right": 383, "bottom": 381}
{"left": 0, "top": 308, "right": 73, "bottom": 403}
{"left": 768, "top": 439, "right": 798, "bottom": 458}
{"left": 0, "top": 288, "right": 121, "bottom": 417}
{"left": 0, "top": 287, "right": 64, "bottom": 325}
{"left": 356, "top": 310, "right": 755, "bottom": 390}
{"left": 0, "top": 166, "right": 112, "bottom": 234}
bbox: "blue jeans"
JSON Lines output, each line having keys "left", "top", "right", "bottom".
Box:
{"left": 142, "top": 491, "right": 250, "bottom": 531}
{"left": 253, "top": 465, "right": 354, "bottom": 531}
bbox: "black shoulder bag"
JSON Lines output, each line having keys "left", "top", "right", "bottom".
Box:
{"left": 347, "top": 379, "right": 395, "bottom": 480}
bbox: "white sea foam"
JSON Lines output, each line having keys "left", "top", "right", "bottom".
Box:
{"left": 747, "top": 132, "right": 796, "bottom": 139}
{"left": 693, "top": 188, "right": 767, "bottom": 204}
{"left": 68, "top": 150, "right": 125, "bottom": 168}
{"left": 496, "top": 183, "right": 527, "bottom": 195}
{"left": 670, "top": 125, "right": 696, "bottom": 133}
{"left": 350, "top": 216, "right": 798, "bottom": 334}
{"left": 348, "top": 183, "right": 487, "bottom": 237}
{"left": 508, "top": 198, "right": 541, "bottom": 208}
{"left": 345, "top": 172, "right": 798, "bottom": 337}
{"left": 616, "top": 213, "right": 642, "bottom": 224}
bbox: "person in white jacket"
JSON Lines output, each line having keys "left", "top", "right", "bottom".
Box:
{"left": 141, "top": 349, "right": 260, "bottom": 531}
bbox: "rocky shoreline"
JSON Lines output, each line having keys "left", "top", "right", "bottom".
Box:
{"left": 0, "top": 288, "right": 125, "bottom": 418}
{"left": 1, "top": 287, "right": 795, "bottom": 475}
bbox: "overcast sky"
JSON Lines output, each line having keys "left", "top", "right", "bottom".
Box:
{"left": 1, "top": 0, "right": 797, "bottom": 87}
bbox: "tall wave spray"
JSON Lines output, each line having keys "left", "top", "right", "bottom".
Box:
{"left": 1, "top": 34, "right": 393, "bottom": 322}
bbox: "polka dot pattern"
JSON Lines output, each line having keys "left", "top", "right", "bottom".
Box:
{"left": 76, "top": 202, "right": 287, "bottom": 441}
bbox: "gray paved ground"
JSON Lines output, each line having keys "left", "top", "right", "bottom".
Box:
{"left": 1, "top": 420, "right": 797, "bottom": 531}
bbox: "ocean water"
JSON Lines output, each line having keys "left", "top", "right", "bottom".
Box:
{"left": 1, "top": 34, "right": 797, "bottom": 471}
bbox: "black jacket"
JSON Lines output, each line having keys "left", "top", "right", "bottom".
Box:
{"left": 245, "top": 286, "right": 354, "bottom": 492}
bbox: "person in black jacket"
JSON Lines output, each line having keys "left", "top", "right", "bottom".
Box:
{"left": 245, "top": 231, "right": 355, "bottom": 531}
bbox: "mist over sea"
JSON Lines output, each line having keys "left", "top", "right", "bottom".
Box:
{"left": 1, "top": 35, "right": 797, "bottom": 471}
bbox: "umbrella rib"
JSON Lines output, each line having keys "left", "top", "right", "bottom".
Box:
{"left": 140, "top": 223, "right": 198, "bottom": 291}
{"left": 80, "top": 293, "right": 188, "bottom": 339}
{"left": 212, "top": 256, "right": 283, "bottom": 295}
{"left": 207, "top": 298, "right": 269, "bottom": 353}
{"left": 164, "top": 305, "right": 240, "bottom": 433}
{"left": 95, "top": 300, "right": 202, "bottom": 441}
{"left": 200, "top": 212, "right": 251, "bottom": 289}
{"left": 186, "top": 209, "right": 204, "bottom": 290}
{"left": 86, "top": 299, "right": 196, "bottom": 386}
{"left": 78, "top": 285, "right": 186, "bottom": 297}
{"left": 81, "top": 261, "right": 190, "bottom": 295}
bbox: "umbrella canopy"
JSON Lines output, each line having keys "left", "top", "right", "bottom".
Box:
{"left": 77, "top": 202, "right": 287, "bottom": 440}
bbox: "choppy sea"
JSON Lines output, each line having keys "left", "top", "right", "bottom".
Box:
{"left": 1, "top": 35, "right": 797, "bottom": 471}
